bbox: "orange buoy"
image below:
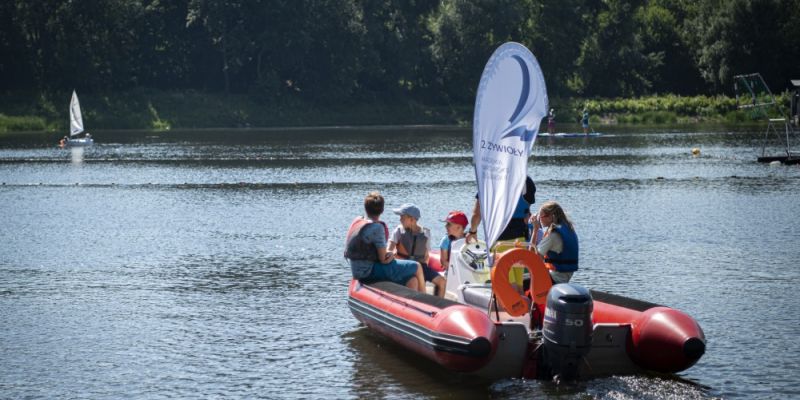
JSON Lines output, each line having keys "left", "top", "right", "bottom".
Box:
{"left": 491, "top": 248, "right": 552, "bottom": 317}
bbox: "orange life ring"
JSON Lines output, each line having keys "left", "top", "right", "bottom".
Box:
{"left": 491, "top": 248, "right": 552, "bottom": 317}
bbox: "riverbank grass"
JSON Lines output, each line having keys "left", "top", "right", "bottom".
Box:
{"left": 0, "top": 114, "right": 50, "bottom": 133}
{"left": 0, "top": 90, "right": 793, "bottom": 132}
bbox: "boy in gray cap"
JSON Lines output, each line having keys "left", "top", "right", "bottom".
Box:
{"left": 388, "top": 203, "right": 446, "bottom": 297}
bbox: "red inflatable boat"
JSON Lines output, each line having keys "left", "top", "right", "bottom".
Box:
{"left": 350, "top": 41, "right": 704, "bottom": 380}
{"left": 348, "top": 245, "right": 705, "bottom": 380}
{"left": 348, "top": 279, "right": 499, "bottom": 372}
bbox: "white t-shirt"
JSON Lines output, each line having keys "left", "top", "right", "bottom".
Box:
{"left": 537, "top": 224, "right": 563, "bottom": 255}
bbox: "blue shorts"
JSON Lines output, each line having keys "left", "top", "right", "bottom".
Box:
{"left": 366, "top": 259, "right": 419, "bottom": 286}
{"left": 421, "top": 263, "right": 442, "bottom": 282}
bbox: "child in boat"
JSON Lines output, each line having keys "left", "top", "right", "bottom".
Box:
{"left": 345, "top": 192, "right": 425, "bottom": 292}
{"left": 439, "top": 210, "right": 468, "bottom": 272}
{"left": 388, "top": 203, "right": 446, "bottom": 297}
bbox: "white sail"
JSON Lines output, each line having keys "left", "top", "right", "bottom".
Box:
{"left": 69, "top": 90, "right": 84, "bottom": 137}
{"left": 473, "top": 42, "right": 548, "bottom": 248}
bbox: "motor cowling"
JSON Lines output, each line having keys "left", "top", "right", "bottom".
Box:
{"left": 542, "top": 283, "right": 593, "bottom": 381}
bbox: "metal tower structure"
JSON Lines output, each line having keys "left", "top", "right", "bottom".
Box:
{"left": 734, "top": 73, "right": 798, "bottom": 164}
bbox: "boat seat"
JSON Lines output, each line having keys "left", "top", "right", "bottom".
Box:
{"left": 461, "top": 284, "right": 494, "bottom": 310}
{"left": 461, "top": 283, "right": 528, "bottom": 312}
{"left": 462, "top": 284, "right": 532, "bottom": 312}
{"left": 461, "top": 284, "right": 533, "bottom": 326}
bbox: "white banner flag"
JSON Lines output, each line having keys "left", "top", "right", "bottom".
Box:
{"left": 473, "top": 42, "right": 547, "bottom": 249}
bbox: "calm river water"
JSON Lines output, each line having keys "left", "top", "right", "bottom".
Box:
{"left": 1, "top": 126, "right": 799, "bottom": 399}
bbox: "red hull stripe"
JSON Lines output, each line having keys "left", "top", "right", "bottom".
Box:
{"left": 348, "top": 296, "right": 492, "bottom": 358}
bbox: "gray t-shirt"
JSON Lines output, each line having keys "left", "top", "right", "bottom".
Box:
{"left": 348, "top": 222, "right": 387, "bottom": 279}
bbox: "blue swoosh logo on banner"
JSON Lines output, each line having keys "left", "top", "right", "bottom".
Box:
{"left": 501, "top": 55, "right": 536, "bottom": 142}
{"left": 502, "top": 125, "right": 536, "bottom": 142}
{"left": 507, "top": 55, "right": 530, "bottom": 124}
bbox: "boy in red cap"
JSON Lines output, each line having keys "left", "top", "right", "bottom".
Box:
{"left": 439, "top": 211, "right": 469, "bottom": 276}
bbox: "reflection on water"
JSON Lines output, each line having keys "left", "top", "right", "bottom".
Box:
{"left": 489, "top": 375, "right": 715, "bottom": 400}
{"left": 1, "top": 126, "right": 799, "bottom": 399}
{"left": 70, "top": 147, "right": 84, "bottom": 164}
{"left": 345, "top": 328, "right": 494, "bottom": 400}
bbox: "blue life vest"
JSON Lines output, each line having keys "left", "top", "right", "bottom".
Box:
{"left": 544, "top": 224, "right": 579, "bottom": 272}
{"left": 498, "top": 195, "right": 532, "bottom": 240}
{"left": 511, "top": 195, "right": 530, "bottom": 219}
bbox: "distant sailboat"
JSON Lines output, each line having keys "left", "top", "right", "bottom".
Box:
{"left": 60, "top": 91, "right": 93, "bottom": 147}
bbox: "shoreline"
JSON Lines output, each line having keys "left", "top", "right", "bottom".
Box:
{"left": 0, "top": 122, "right": 770, "bottom": 141}
{"left": 1, "top": 89, "right": 791, "bottom": 133}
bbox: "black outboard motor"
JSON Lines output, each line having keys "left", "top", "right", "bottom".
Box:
{"left": 542, "top": 283, "right": 593, "bottom": 381}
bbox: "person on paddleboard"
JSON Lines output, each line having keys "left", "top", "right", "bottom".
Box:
{"left": 581, "top": 107, "right": 590, "bottom": 134}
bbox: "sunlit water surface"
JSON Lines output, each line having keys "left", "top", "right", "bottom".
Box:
{"left": 1, "top": 126, "right": 798, "bottom": 399}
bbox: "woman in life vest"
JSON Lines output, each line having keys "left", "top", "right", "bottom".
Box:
{"left": 530, "top": 201, "right": 579, "bottom": 284}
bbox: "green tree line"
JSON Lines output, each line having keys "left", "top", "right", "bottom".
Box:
{"left": 1, "top": 0, "right": 798, "bottom": 107}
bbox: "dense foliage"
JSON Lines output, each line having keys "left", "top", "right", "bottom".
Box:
{"left": 1, "top": 0, "right": 798, "bottom": 106}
